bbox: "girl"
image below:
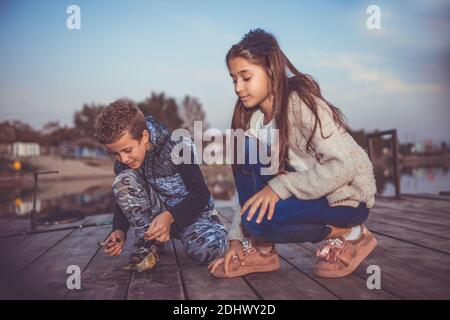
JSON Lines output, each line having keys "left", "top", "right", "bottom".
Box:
{"left": 208, "top": 29, "right": 378, "bottom": 279}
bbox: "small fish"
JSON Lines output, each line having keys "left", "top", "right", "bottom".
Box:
{"left": 123, "top": 252, "right": 158, "bottom": 272}
{"left": 97, "top": 239, "right": 121, "bottom": 247}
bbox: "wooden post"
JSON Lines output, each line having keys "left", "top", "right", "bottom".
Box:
{"left": 366, "top": 129, "right": 401, "bottom": 199}
{"left": 392, "top": 130, "right": 401, "bottom": 199}
{"left": 29, "top": 170, "right": 59, "bottom": 231}
{"left": 30, "top": 172, "right": 38, "bottom": 231}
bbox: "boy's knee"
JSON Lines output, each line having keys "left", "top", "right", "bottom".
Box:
{"left": 112, "top": 169, "right": 145, "bottom": 196}
{"left": 183, "top": 220, "right": 228, "bottom": 265}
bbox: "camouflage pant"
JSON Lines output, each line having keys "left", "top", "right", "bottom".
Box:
{"left": 112, "top": 169, "right": 228, "bottom": 264}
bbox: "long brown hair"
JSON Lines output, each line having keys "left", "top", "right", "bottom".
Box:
{"left": 227, "top": 28, "right": 349, "bottom": 174}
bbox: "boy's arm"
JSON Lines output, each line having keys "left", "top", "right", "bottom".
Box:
{"left": 112, "top": 203, "right": 130, "bottom": 235}
{"left": 112, "top": 160, "right": 130, "bottom": 234}
{"left": 168, "top": 150, "right": 211, "bottom": 231}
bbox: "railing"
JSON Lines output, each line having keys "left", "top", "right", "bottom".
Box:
{"left": 366, "top": 129, "right": 401, "bottom": 199}
{"left": 30, "top": 170, "right": 59, "bottom": 230}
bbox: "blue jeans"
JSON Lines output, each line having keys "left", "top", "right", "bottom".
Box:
{"left": 234, "top": 137, "right": 370, "bottom": 243}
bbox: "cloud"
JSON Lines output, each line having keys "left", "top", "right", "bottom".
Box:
{"left": 309, "top": 52, "right": 446, "bottom": 94}
{"left": 348, "top": 1, "right": 449, "bottom": 50}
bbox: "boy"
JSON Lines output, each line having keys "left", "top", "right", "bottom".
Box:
{"left": 94, "top": 99, "right": 228, "bottom": 271}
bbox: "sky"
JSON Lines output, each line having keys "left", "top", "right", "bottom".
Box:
{"left": 0, "top": 0, "right": 449, "bottom": 143}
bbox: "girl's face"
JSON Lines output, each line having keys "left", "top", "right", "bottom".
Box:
{"left": 228, "top": 57, "right": 272, "bottom": 109}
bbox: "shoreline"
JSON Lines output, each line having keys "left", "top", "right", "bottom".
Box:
{"left": 1, "top": 154, "right": 449, "bottom": 190}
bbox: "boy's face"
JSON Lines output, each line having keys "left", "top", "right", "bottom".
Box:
{"left": 105, "top": 129, "right": 151, "bottom": 170}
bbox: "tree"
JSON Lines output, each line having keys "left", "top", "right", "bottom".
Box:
{"left": 73, "top": 103, "right": 104, "bottom": 138}
{"left": 180, "top": 95, "right": 209, "bottom": 137}
{"left": 0, "top": 120, "right": 41, "bottom": 143}
{"left": 137, "top": 92, "right": 183, "bottom": 131}
{"left": 42, "top": 121, "right": 61, "bottom": 136}
{"left": 41, "top": 121, "right": 76, "bottom": 146}
{"left": 0, "top": 121, "right": 17, "bottom": 143}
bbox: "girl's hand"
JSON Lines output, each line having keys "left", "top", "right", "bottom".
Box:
{"left": 240, "top": 185, "right": 280, "bottom": 224}
{"left": 208, "top": 240, "right": 244, "bottom": 276}
{"left": 104, "top": 229, "right": 126, "bottom": 256}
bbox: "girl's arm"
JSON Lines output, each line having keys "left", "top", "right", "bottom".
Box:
{"left": 228, "top": 209, "right": 245, "bottom": 243}
{"left": 267, "top": 98, "right": 356, "bottom": 200}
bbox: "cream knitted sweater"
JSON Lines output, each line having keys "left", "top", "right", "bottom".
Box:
{"left": 228, "top": 91, "right": 377, "bottom": 242}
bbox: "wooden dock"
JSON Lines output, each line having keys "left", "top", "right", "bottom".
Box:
{"left": 0, "top": 194, "right": 449, "bottom": 300}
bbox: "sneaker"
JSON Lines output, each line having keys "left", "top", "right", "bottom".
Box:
{"left": 124, "top": 239, "right": 159, "bottom": 272}
{"left": 313, "top": 225, "right": 377, "bottom": 278}
{"left": 211, "top": 238, "right": 280, "bottom": 278}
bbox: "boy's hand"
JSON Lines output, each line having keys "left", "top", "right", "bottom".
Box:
{"left": 144, "top": 211, "right": 174, "bottom": 243}
{"left": 103, "top": 229, "right": 126, "bottom": 256}
{"left": 208, "top": 240, "right": 244, "bottom": 276}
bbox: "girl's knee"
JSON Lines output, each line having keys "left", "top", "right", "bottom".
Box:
{"left": 241, "top": 211, "right": 270, "bottom": 239}
{"left": 346, "top": 207, "right": 370, "bottom": 227}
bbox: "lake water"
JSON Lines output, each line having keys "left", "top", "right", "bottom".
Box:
{"left": 0, "top": 165, "right": 449, "bottom": 220}
{"left": 375, "top": 166, "right": 450, "bottom": 196}
{"left": 0, "top": 177, "right": 115, "bottom": 221}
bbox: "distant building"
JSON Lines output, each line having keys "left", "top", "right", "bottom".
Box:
{"left": 0, "top": 143, "right": 12, "bottom": 156}
{"left": 12, "top": 142, "right": 40, "bottom": 157}
{"left": 58, "top": 138, "right": 108, "bottom": 158}
{"left": 14, "top": 198, "right": 41, "bottom": 217}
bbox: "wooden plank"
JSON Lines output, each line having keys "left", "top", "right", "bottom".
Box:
{"left": 371, "top": 205, "right": 450, "bottom": 229}
{"left": 370, "top": 214, "right": 450, "bottom": 238}
{"left": 0, "top": 229, "right": 74, "bottom": 275}
{"left": 126, "top": 239, "right": 184, "bottom": 300}
{"left": 217, "top": 206, "right": 338, "bottom": 300}
{"left": 0, "top": 218, "right": 32, "bottom": 237}
{"left": 375, "top": 198, "right": 450, "bottom": 216}
{"left": 0, "top": 229, "right": 74, "bottom": 299}
{"left": 403, "top": 194, "right": 450, "bottom": 202}
{"left": 375, "top": 196, "right": 450, "bottom": 215}
{"left": 218, "top": 205, "right": 444, "bottom": 299}
{"left": 368, "top": 210, "right": 450, "bottom": 240}
{"left": 172, "top": 239, "right": 258, "bottom": 300}
{"left": 276, "top": 243, "right": 397, "bottom": 299}
{"left": 354, "top": 234, "right": 450, "bottom": 299}
{"left": 0, "top": 213, "right": 113, "bottom": 238}
{"left": 243, "top": 258, "right": 338, "bottom": 299}
{"left": 0, "top": 214, "right": 112, "bottom": 274}
{"left": 65, "top": 231, "right": 137, "bottom": 300}
{"left": 0, "top": 215, "right": 112, "bottom": 299}
{"left": 218, "top": 199, "right": 450, "bottom": 298}
{"left": 365, "top": 218, "right": 450, "bottom": 255}
{"left": 11, "top": 225, "right": 111, "bottom": 299}
{"left": 300, "top": 233, "right": 450, "bottom": 299}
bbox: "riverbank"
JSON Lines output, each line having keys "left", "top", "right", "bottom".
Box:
{"left": 400, "top": 154, "right": 450, "bottom": 167}
{"left": 0, "top": 156, "right": 237, "bottom": 201}
{"left": 0, "top": 155, "right": 115, "bottom": 189}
